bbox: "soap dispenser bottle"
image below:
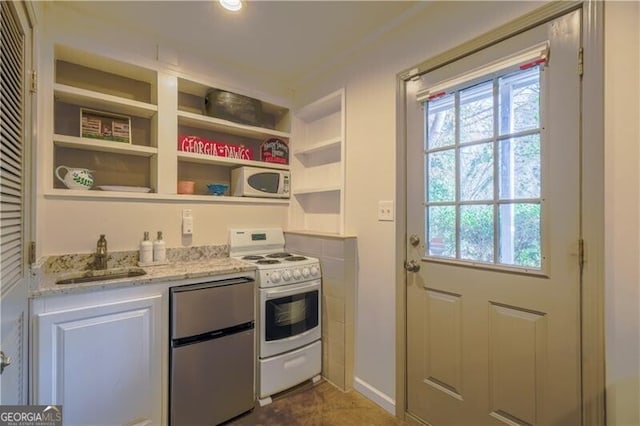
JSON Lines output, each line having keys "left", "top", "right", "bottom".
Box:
{"left": 140, "top": 231, "right": 153, "bottom": 264}
{"left": 153, "top": 231, "right": 166, "bottom": 263}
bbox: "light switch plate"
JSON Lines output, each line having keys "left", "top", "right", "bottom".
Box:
{"left": 182, "top": 209, "right": 193, "bottom": 235}
{"left": 378, "top": 200, "right": 394, "bottom": 221}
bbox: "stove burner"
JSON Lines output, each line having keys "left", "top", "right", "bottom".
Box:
{"left": 242, "top": 255, "right": 264, "bottom": 260}
{"left": 256, "top": 259, "right": 281, "bottom": 265}
{"left": 284, "top": 256, "right": 307, "bottom": 262}
{"left": 266, "top": 252, "right": 292, "bottom": 258}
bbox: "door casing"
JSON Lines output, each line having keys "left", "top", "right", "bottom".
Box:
{"left": 394, "top": 1, "right": 605, "bottom": 424}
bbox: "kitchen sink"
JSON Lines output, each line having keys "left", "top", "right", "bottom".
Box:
{"left": 56, "top": 267, "right": 147, "bottom": 285}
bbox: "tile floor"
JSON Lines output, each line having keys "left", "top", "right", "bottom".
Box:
{"left": 227, "top": 380, "right": 407, "bottom": 426}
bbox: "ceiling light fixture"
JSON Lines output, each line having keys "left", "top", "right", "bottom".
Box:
{"left": 219, "top": 0, "right": 242, "bottom": 12}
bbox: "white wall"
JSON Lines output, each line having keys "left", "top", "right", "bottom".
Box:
{"left": 604, "top": 2, "right": 640, "bottom": 424}
{"left": 39, "top": 200, "right": 287, "bottom": 255}
{"left": 36, "top": 3, "right": 289, "bottom": 256}
{"left": 292, "top": 0, "right": 544, "bottom": 411}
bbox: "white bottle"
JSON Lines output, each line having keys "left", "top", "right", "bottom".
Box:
{"left": 153, "top": 231, "right": 166, "bottom": 263}
{"left": 140, "top": 231, "right": 153, "bottom": 264}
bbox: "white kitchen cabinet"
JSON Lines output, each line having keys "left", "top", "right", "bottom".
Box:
{"left": 289, "top": 89, "right": 346, "bottom": 234}
{"left": 44, "top": 43, "right": 291, "bottom": 203}
{"left": 32, "top": 288, "right": 164, "bottom": 426}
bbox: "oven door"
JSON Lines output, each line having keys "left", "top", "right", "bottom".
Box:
{"left": 259, "top": 279, "right": 321, "bottom": 358}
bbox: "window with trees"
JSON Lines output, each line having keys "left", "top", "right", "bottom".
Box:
{"left": 423, "top": 63, "right": 543, "bottom": 269}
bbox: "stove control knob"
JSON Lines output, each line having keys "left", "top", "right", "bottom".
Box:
{"left": 282, "top": 270, "right": 292, "bottom": 281}
{"left": 310, "top": 266, "right": 319, "bottom": 276}
{"left": 270, "top": 272, "right": 281, "bottom": 284}
{"left": 292, "top": 269, "right": 302, "bottom": 280}
{"left": 301, "top": 267, "right": 310, "bottom": 278}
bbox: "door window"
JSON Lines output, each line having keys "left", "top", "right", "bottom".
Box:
{"left": 424, "top": 64, "right": 543, "bottom": 270}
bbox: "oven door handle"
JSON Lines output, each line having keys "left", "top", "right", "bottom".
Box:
{"left": 265, "top": 283, "right": 319, "bottom": 299}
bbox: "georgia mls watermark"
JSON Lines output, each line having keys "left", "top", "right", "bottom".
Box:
{"left": 0, "top": 405, "right": 62, "bottom": 426}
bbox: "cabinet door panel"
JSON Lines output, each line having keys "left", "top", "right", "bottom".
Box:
{"left": 35, "top": 295, "right": 162, "bottom": 426}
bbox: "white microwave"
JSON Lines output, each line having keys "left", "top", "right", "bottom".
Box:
{"left": 231, "top": 166, "right": 290, "bottom": 198}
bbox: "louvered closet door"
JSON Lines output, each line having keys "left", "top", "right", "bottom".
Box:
{"left": 0, "top": 0, "right": 32, "bottom": 404}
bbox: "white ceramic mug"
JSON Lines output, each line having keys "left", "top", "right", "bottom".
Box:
{"left": 55, "top": 166, "right": 94, "bottom": 190}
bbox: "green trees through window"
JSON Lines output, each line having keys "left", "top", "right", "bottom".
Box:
{"left": 424, "top": 66, "right": 542, "bottom": 269}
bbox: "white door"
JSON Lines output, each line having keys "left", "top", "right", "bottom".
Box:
{"left": 405, "top": 11, "right": 581, "bottom": 425}
{"left": 0, "top": 0, "right": 34, "bottom": 405}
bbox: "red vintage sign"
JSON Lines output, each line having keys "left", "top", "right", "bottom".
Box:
{"left": 178, "top": 135, "right": 253, "bottom": 160}
{"left": 260, "top": 138, "right": 289, "bottom": 164}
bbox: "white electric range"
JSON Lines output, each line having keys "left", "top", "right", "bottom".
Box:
{"left": 229, "top": 228, "right": 322, "bottom": 406}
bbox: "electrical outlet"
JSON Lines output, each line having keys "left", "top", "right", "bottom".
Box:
{"left": 378, "top": 201, "right": 394, "bottom": 221}
{"left": 182, "top": 209, "right": 193, "bottom": 235}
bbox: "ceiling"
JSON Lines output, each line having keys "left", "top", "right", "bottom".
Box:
{"left": 59, "top": 1, "right": 431, "bottom": 88}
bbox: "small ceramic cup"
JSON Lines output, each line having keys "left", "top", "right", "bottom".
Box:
{"left": 177, "top": 180, "right": 195, "bottom": 194}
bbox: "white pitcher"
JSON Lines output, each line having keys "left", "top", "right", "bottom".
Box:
{"left": 55, "top": 166, "right": 94, "bottom": 190}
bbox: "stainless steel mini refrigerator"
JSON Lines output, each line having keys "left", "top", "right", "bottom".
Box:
{"left": 169, "top": 277, "right": 255, "bottom": 425}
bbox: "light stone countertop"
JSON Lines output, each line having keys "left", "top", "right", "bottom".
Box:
{"left": 30, "top": 246, "right": 256, "bottom": 298}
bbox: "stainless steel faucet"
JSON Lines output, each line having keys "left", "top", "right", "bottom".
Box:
{"left": 95, "top": 234, "right": 108, "bottom": 270}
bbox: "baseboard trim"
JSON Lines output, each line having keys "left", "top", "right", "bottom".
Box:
{"left": 354, "top": 377, "right": 395, "bottom": 415}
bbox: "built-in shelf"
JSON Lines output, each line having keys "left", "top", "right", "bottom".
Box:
{"left": 177, "top": 151, "right": 289, "bottom": 170}
{"left": 293, "top": 186, "right": 341, "bottom": 195}
{"left": 50, "top": 45, "right": 293, "bottom": 206}
{"left": 55, "top": 44, "right": 157, "bottom": 87}
{"left": 53, "top": 134, "right": 157, "bottom": 157}
{"left": 178, "top": 111, "right": 290, "bottom": 140}
{"left": 54, "top": 83, "right": 158, "bottom": 118}
{"left": 285, "top": 230, "right": 357, "bottom": 239}
{"left": 290, "top": 88, "right": 345, "bottom": 234}
{"left": 297, "top": 91, "right": 343, "bottom": 123}
{"left": 294, "top": 137, "right": 341, "bottom": 156}
{"left": 44, "top": 189, "right": 289, "bottom": 204}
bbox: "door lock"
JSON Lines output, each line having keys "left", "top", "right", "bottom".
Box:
{"left": 0, "top": 351, "right": 11, "bottom": 374}
{"left": 404, "top": 260, "right": 421, "bottom": 273}
{"left": 409, "top": 234, "right": 421, "bottom": 247}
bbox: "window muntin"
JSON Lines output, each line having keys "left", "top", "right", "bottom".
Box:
{"left": 425, "top": 65, "right": 542, "bottom": 270}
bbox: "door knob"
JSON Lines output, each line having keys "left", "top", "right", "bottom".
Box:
{"left": 0, "top": 351, "right": 11, "bottom": 374}
{"left": 409, "top": 234, "right": 421, "bottom": 247}
{"left": 404, "top": 260, "right": 421, "bottom": 273}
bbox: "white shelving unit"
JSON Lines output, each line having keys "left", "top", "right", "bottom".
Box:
{"left": 43, "top": 189, "right": 289, "bottom": 204}
{"left": 289, "top": 89, "right": 346, "bottom": 234}
{"left": 51, "top": 46, "right": 160, "bottom": 195}
{"left": 293, "top": 136, "right": 341, "bottom": 156}
{"left": 54, "top": 83, "right": 158, "bottom": 118}
{"left": 53, "top": 134, "right": 158, "bottom": 157}
{"left": 292, "top": 186, "right": 341, "bottom": 195}
{"left": 177, "top": 151, "right": 289, "bottom": 170}
{"left": 178, "top": 110, "right": 290, "bottom": 141}
{"left": 48, "top": 44, "right": 291, "bottom": 203}
{"left": 176, "top": 77, "right": 291, "bottom": 197}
